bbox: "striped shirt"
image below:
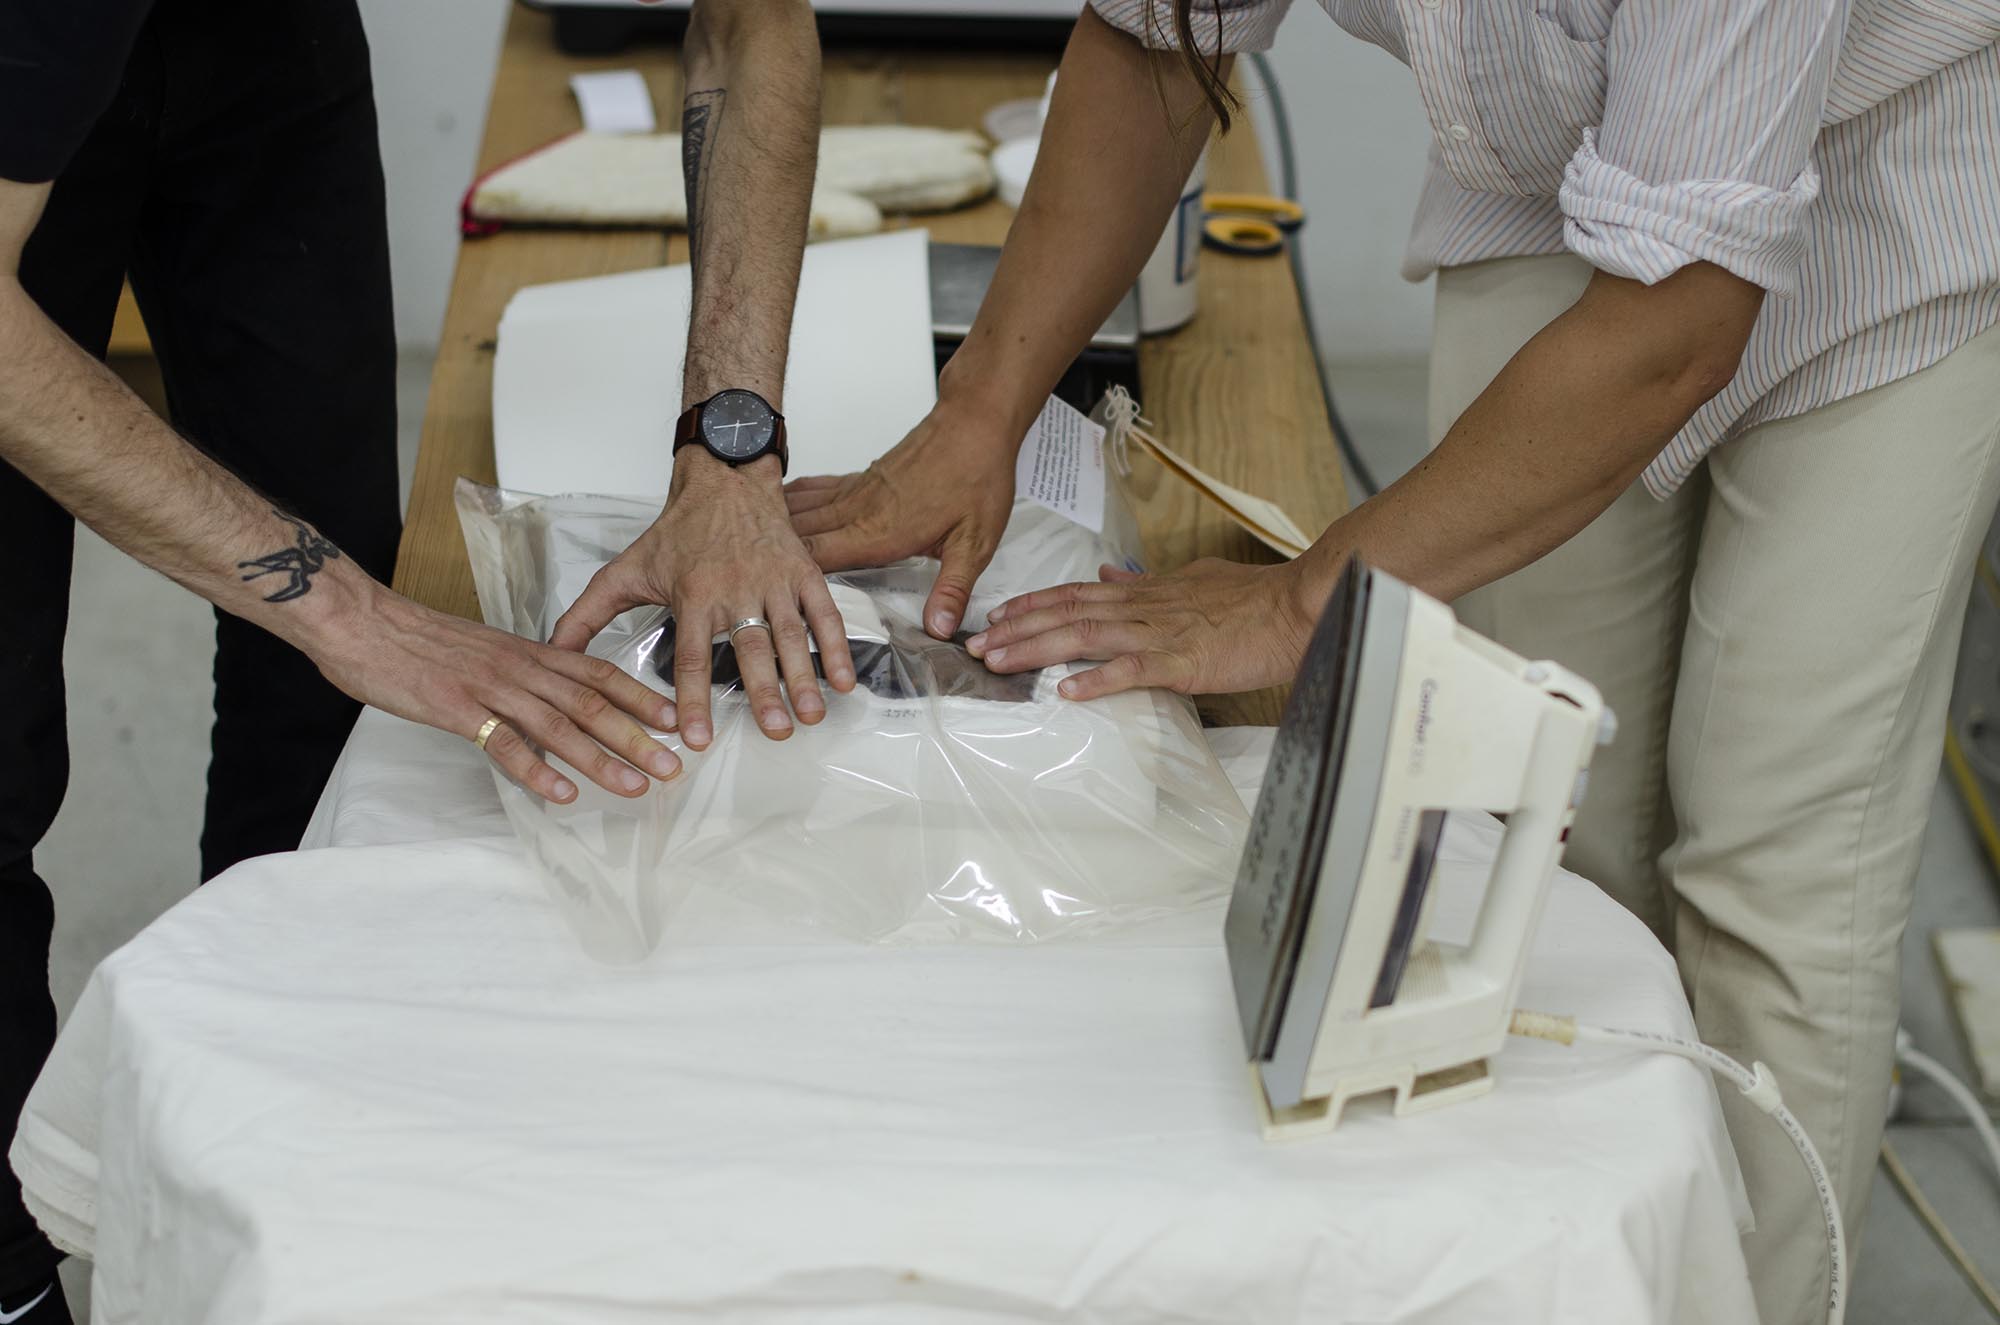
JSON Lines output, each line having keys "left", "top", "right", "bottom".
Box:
{"left": 1092, "top": 0, "right": 2000, "bottom": 496}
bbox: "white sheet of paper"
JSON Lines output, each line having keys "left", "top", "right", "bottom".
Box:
{"left": 1014, "top": 395, "right": 1107, "bottom": 533}
{"left": 493, "top": 229, "right": 937, "bottom": 499}
{"left": 569, "top": 70, "right": 657, "bottom": 134}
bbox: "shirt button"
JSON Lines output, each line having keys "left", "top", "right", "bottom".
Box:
{"left": 1447, "top": 123, "right": 1471, "bottom": 142}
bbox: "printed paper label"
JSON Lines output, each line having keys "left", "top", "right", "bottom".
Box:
{"left": 1015, "top": 395, "right": 1106, "bottom": 533}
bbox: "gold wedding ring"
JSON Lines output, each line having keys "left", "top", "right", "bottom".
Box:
{"left": 728, "top": 616, "right": 772, "bottom": 643}
{"left": 473, "top": 716, "right": 504, "bottom": 750}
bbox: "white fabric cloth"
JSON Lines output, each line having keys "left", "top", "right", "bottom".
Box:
{"left": 1092, "top": 0, "right": 2000, "bottom": 496}
{"left": 12, "top": 711, "right": 1758, "bottom": 1323}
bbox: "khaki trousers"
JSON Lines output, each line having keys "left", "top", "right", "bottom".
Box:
{"left": 1429, "top": 254, "right": 2000, "bottom": 1325}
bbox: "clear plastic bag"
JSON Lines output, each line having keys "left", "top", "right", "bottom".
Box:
{"left": 454, "top": 420, "right": 1246, "bottom": 961}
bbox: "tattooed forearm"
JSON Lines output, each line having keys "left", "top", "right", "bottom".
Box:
{"left": 682, "top": 88, "right": 724, "bottom": 268}
{"left": 672, "top": 2, "right": 816, "bottom": 408}
{"left": 237, "top": 509, "right": 342, "bottom": 603}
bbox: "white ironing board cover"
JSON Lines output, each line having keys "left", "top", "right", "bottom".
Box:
{"left": 12, "top": 710, "right": 1757, "bottom": 1324}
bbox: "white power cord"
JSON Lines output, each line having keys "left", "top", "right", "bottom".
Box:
{"left": 1896, "top": 1029, "right": 2000, "bottom": 1178}
{"left": 1883, "top": 1028, "right": 2000, "bottom": 1319}
{"left": 1509, "top": 1010, "right": 1847, "bottom": 1325}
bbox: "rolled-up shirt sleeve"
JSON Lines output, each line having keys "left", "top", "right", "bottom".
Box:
{"left": 1560, "top": 0, "right": 1849, "bottom": 297}
{"left": 1088, "top": 0, "right": 1293, "bottom": 55}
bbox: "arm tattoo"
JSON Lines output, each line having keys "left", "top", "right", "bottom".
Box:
{"left": 237, "top": 509, "right": 341, "bottom": 603}
{"left": 682, "top": 88, "right": 724, "bottom": 268}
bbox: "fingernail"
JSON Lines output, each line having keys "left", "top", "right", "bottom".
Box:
{"left": 986, "top": 647, "right": 1007, "bottom": 666}
{"left": 618, "top": 767, "right": 646, "bottom": 793}
{"left": 761, "top": 709, "right": 791, "bottom": 732}
{"left": 796, "top": 695, "right": 824, "bottom": 718}
{"left": 966, "top": 632, "right": 987, "bottom": 654}
{"left": 687, "top": 720, "right": 711, "bottom": 747}
{"left": 553, "top": 777, "right": 578, "bottom": 801}
{"left": 649, "top": 750, "right": 680, "bottom": 778}
{"left": 987, "top": 604, "right": 1008, "bottom": 622}
{"left": 833, "top": 668, "right": 854, "bottom": 688}
{"left": 660, "top": 701, "right": 678, "bottom": 728}
{"left": 929, "top": 610, "right": 955, "bottom": 636}
{"left": 1058, "top": 678, "right": 1078, "bottom": 698}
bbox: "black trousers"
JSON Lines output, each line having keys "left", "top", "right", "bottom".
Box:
{"left": 0, "top": 0, "right": 400, "bottom": 1293}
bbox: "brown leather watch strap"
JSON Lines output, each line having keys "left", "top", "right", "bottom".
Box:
{"left": 672, "top": 402, "right": 702, "bottom": 453}
{"left": 769, "top": 415, "right": 789, "bottom": 475}
{"left": 671, "top": 394, "right": 789, "bottom": 474}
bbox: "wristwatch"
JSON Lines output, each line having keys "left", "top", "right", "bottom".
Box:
{"left": 673, "top": 388, "right": 789, "bottom": 474}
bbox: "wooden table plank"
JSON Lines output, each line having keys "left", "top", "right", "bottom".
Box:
{"left": 395, "top": 7, "right": 1345, "bottom": 726}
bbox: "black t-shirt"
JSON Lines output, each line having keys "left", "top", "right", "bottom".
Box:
{"left": 0, "top": 0, "right": 157, "bottom": 183}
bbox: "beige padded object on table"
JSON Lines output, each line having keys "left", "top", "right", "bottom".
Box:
{"left": 468, "top": 126, "right": 993, "bottom": 238}
{"left": 818, "top": 125, "right": 994, "bottom": 211}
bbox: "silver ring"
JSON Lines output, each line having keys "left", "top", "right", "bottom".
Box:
{"left": 728, "top": 616, "right": 772, "bottom": 643}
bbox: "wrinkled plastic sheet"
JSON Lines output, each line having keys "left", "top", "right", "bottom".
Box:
{"left": 454, "top": 480, "right": 1246, "bottom": 960}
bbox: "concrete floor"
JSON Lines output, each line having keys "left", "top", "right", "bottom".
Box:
{"left": 32, "top": 355, "right": 2000, "bottom": 1321}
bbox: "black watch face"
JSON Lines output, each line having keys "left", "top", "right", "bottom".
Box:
{"left": 700, "top": 389, "right": 777, "bottom": 460}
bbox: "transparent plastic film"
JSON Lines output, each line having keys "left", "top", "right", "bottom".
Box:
{"left": 454, "top": 411, "right": 1245, "bottom": 960}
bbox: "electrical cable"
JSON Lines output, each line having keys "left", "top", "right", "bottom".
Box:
{"left": 1245, "top": 51, "right": 1383, "bottom": 499}
{"left": 1508, "top": 1010, "right": 1847, "bottom": 1325}
{"left": 1897, "top": 1033, "right": 2000, "bottom": 1177}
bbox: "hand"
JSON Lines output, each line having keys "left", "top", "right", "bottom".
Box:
{"left": 549, "top": 453, "right": 855, "bottom": 750}
{"left": 786, "top": 404, "right": 1019, "bottom": 639}
{"left": 965, "top": 556, "right": 1330, "bottom": 701}
{"left": 313, "top": 587, "right": 683, "bottom": 804}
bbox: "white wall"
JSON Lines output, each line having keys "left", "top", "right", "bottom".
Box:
{"left": 358, "top": 0, "right": 510, "bottom": 349}
{"left": 1247, "top": 6, "right": 1435, "bottom": 361}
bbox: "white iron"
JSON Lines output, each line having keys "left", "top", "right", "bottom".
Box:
{"left": 1225, "top": 560, "right": 1612, "bottom": 1137}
